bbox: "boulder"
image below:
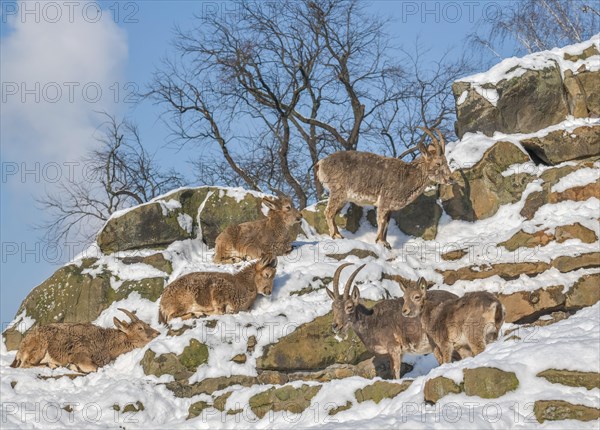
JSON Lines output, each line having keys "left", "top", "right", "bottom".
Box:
{"left": 499, "top": 229, "right": 554, "bottom": 251}
{"left": 534, "top": 400, "right": 600, "bottom": 423}
{"left": 440, "top": 141, "right": 532, "bottom": 221}
{"left": 328, "top": 401, "right": 352, "bottom": 416}
{"left": 565, "top": 273, "right": 600, "bottom": 309}
{"left": 440, "top": 261, "right": 550, "bottom": 285}
{"left": 452, "top": 82, "right": 499, "bottom": 138}
{"left": 555, "top": 223, "right": 598, "bottom": 244}
{"left": 354, "top": 380, "right": 412, "bottom": 404}
{"left": 187, "top": 401, "right": 210, "bottom": 419}
{"left": 392, "top": 189, "right": 442, "bottom": 240}
{"left": 520, "top": 125, "right": 600, "bottom": 165}
{"left": 249, "top": 384, "right": 321, "bottom": 419}
{"left": 498, "top": 286, "right": 565, "bottom": 323}
{"left": 97, "top": 187, "right": 270, "bottom": 252}
{"left": 167, "top": 375, "right": 257, "bottom": 398}
{"left": 463, "top": 367, "right": 519, "bottom": 398}
{"left": 423, "top": 376, "right": 462, "bottom": 404}
{"left": 256, "top": 311, "right": 371, "bottom": 372}
{"left": 301, "top": 201, "right": 363, "bottom": 236}
{"left": 141, "top": 339, "right": 209, "bottom": 381}
{"left": 537, "top": 369, "right": 600, "bottom": 390}
{"left": 97, "top": 201, "right": 191, "bottom": 253}
{"left": 552, "top": 252, "right": 600, "bottom": 273}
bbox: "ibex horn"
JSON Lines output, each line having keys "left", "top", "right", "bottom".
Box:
{"left": 434, "top": 128, "right": 445, "bottom": 154}
{"left": 419, "top": 126, "right": 443, "bottom": 156}
{"left": 118, "top": 308, "right": 140, "bottom": 322}
{"left": 344, "top": 264, "right": 366, "bottom": 299}
{"left": 331, "top": 263, "right": 352, "bottom": 298}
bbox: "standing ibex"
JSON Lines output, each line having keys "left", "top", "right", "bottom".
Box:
{"left": 316, "top": 128, "right": 452, "bottom": 248}
{"left": 327, "top": 264, "right": 457, "bottom": 378}
{"left": 159, "top": 254, "right": 278, "bottom": 323}
{"left": 214, "top": 196, "right": 302, "bottom": 263}
{"left": 10, "top": 309, "right": 159, "bottom": 373}
{"left": 401, "top": 278, "right": 505, "bottom": 364}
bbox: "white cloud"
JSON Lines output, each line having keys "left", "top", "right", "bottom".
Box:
{"left": 1, "top": 1, "right": 128, "bottom": 166}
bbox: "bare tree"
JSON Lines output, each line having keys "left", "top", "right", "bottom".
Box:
{"left": 37, "top": 113, "right": 184, "bottom": 244}
{"left": 148, "top": 0, "right": 407, "bottom": 207}
{"left": 469, "top": 0, "right": 600, "bottom": 58}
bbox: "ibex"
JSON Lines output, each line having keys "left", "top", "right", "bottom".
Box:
{"left": 214, "top": 196, "right": 302, "bottom": 263}
{"left": 316, "top": 128, "right": 452, "bottom": 248}
{"left": 159, "top": 254, "right": 277, "bottom": 323}
{"left": 326, "top": 264, "right": 457, "bottom": 378}
{"left": 10, "top": 309, "right": 159, "bottom": 373}
{"left": 401, "top": 278, "right": 505, "bottom": 364}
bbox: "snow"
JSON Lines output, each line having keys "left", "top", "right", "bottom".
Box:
{"left": 457, "top": 33, "right": 600, "bottom": 106}
{"left": 551, "top": 165, "right": 600, "bottom": 193}
{"left": 177, "top": 213, "right": 194, "bottom": 234}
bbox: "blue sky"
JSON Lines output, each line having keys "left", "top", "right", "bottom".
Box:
{"left": 0, "top": 1, "right": 515, "bottom": 324}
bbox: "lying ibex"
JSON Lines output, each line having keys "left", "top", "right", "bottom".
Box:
{"left": 316, "top": 128, "right": 452, "bottom": 248}
{"left": 214, "top": 196, "right": 302, "bottom": 263}
{"left": 327, "top": 264, "right": 457, "bottom": 378}
{"left": 10, "top": 309, "right": 159, "bottom": 373}
{"left": 159, "top": 254, "right": 277, "bottom": 323}
{"left": 401, "top": 278, "right": 505, "bottom": 364}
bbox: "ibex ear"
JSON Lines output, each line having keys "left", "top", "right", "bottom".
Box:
{"left": 417, "top": 277, "right": 428, "bottom": 293}
{"left": 398, "top": 280, "right": 407, "bottom": 293}
{"left": 351, "top": 286, "right": 360, "bottom": 302}
{"left": 113, "top": 317, "right": 128, "bottom": 332}
{"left": 262, "top": 197, "right": 279, "bottom": 211}
{"left": 326, "top": 288, "right": 335, "bottom": 300}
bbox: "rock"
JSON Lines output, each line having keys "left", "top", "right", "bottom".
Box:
{"left": 440, "top": 261, "right": 550, "bottom": 285}
{"left": 552, "top": 252, "right": 600, "bottom": 273}
{"left": 141, "top": 339, "right": 209, "bottom": 380}
{"left": 520, "top": 125, "right": 600, "bottom": 165}
{"left": 497, "top": 66, "right": 568, "bottom": 135}
{"left": 231, "top": 354, "right": 247, "bottom": 364}
{"left": 555, "top": 223, "right": 598, "bottom": 243}
{"left": 537, "top": 369, "right": 600, "bottom": 390}
{"left": 301, "top": 201, "right": 363, "bottom": 236}
{"left": 393, "top": 189, "right": 442, "bottom": 240}
{"left": 423, "top": 377, "right": 462, "bottom": 404}
{"left": 454, "top": 65, "right": 568, "bottom": 137}
{"left": 198, "top": 189, "right": 266, "bottom": 247}
{"left": 563, "top": 45, "right": 600, "bottom": 62}
{"left": 3, "top": 264, "right": 112, "bottom": 350}
{"left": 328, "top": 401, "right": 352, "bottom": 416}
{"left": 440, "top": 141, "right": 532, "bottom": 221}
{"left": 564, "top": 68, "right": 600, "bottom": 118}
{"left": 453, "top": 82, "right": 499, "bottom": 138}
{"left": 550, "top": 180, "right": 600, "bottom": 204}
{"left": 498, "top": 286, "right": 565, "bottom": 323}
{"left": 213, "top": 392, "right": 232, "bottom": 411}
{"left": 167, "top": 375, "right": 257, "bottom": 398}
{"left": 354, "top": 380, "right": 412, "bottom": 404}
{"left": 120, "top": 253, "right": 173, "bottom": 274}
{"left": 566, "top": 273, "right": 600, "bottom": 309}
{"left": 534, "top": 400, "right": 600, "bottom": 423}
{"left": 463, "top": 367, "right": 519, "bottom": 398}
{"left": 499, "top": 229, "right": 554, "bottom": 251}
{"left": 441, "top": 248, "right": 468, "bottom": 261}
{"left": 187, "top": 401, "right": 210, "bottom": 419}
{"left": 326, "top": 249, "right": 378, "bottom": 261}
{"left": 249, "top": 384, "right": 321, "bottom": 419}
{"left": 108, "top": 277, "right": 166, "bottom": 304}
{"left": 246, "top": 335, "right": 257, "bottom": 353}
{"left": 122, "top": 401, "right": 144, "bottom": 413}
{"left": 520, "top": 162, "right": 596, "bottom": 220}
{"left": 256, "top": 311, "right": 371, "bottom": 372}
{"left": 97, "top": 202, "right": 191, "bottom": 254}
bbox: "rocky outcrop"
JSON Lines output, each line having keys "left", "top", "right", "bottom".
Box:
{"left": 256, "top": 311, "right": 371, "bottom": 372}
{"left": 534, "top": 400, "right": 600, "bottom": 423}
{"left": 454, "top": 37, "right": 600, "bottom": 137}
{"left": 521, "top": 125, "right": 600, "bottom": 165}
{"left": 97, "top": 187, "right": 268, "bottom": 253}
{"left": 249, "top": 384, "right": 321, "bottom": 419}
{"left": 141, "top": 339, "right": 209, "bottom": 380}
{"left": 440, "top": 141, "right": 532, "bottom": 221}
{"left": 354, "top": 380, "right": 412, "bottom": 404}
{"left": 463, "top": 367, "right": 519, "bottom": 399}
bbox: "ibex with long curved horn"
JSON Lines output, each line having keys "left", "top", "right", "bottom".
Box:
{"left": 10, "top": 309, "right": 159, "bottom": 373}
{"left": 316, "top": 127, "right": 452, "bottom": 248}
{"left": 326, "top": 263, "right": 457, "bottom": 378}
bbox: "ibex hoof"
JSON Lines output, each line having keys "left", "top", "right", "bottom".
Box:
{"left": 331, "top": 233, "right": 344, "bottom": 239}
{"left": 377, "top": 240, "right": 392, "bottom": 250}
